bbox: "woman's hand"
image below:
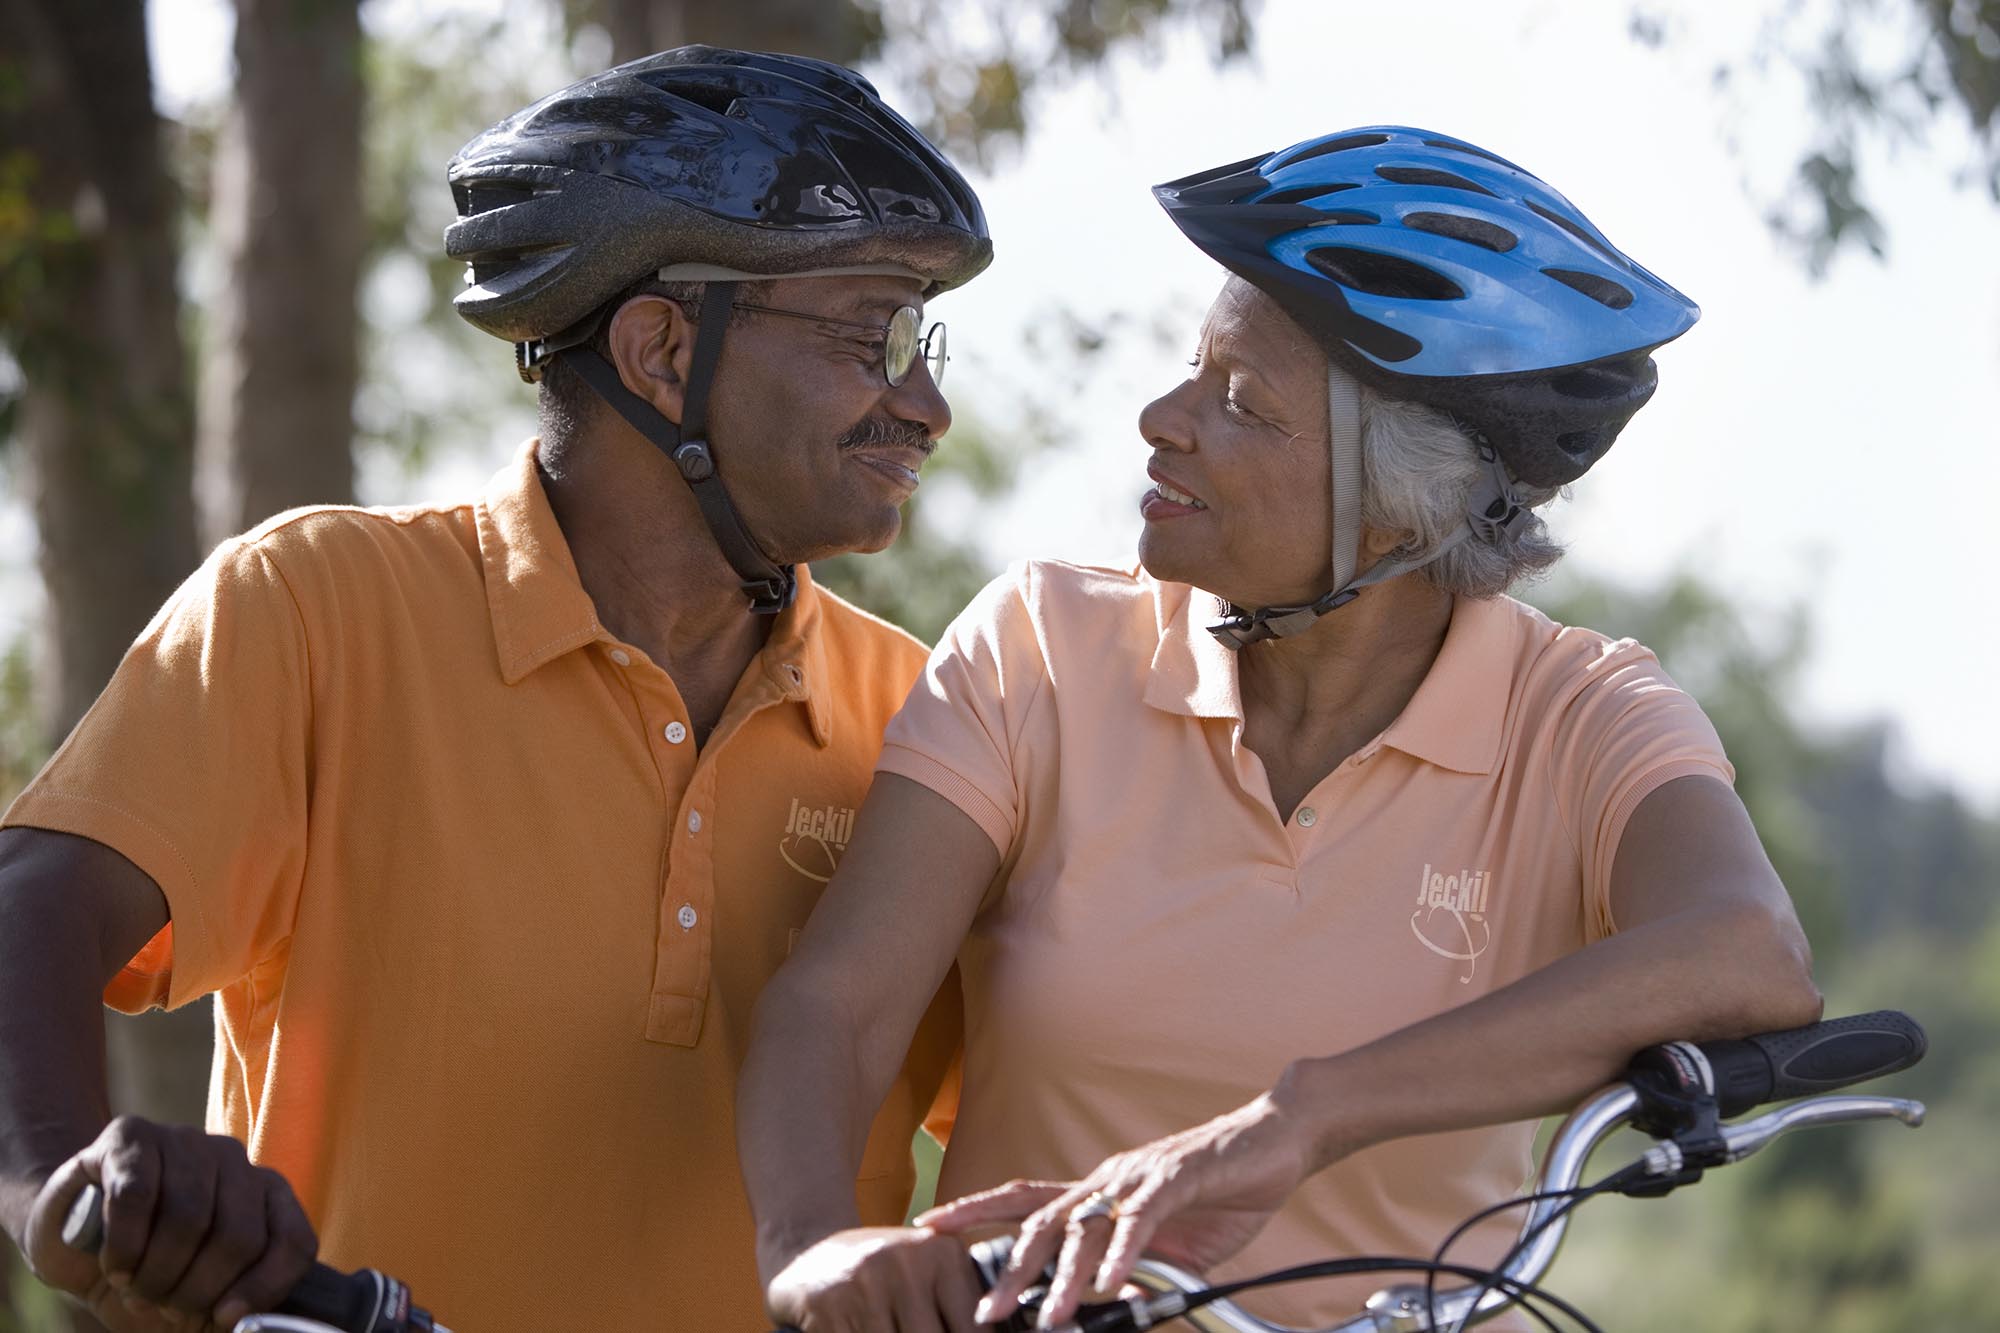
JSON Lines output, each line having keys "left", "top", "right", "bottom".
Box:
{"left": 916, "top": 1093, "right": 1324, "bottom": 1329}
{"left": 766, "top": 1227, "right": 982, "bottom": 1333}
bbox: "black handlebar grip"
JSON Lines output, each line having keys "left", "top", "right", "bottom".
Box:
{"left": 1696, "top": 1009, "right": 1927, "bottom": 1117}
{"left": 284, "top": 1264, "right": 425, "bottom": 1333}
{"left": 64, "top": 1183, "right": 435, "bottom": 1332}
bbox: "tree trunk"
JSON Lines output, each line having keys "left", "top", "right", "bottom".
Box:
{"left": 601, "top": 0, "right": 865, "bottom": 65}
{"left": 195, "top": 0, "right": 362, "bottom": 546}
{"left": 1, "top": 0, "right": 212, "bottom": 1326}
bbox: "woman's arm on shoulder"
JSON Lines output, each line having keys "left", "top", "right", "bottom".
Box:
{"left": 737, "top": 772, "right": 999, "bottom": 1326}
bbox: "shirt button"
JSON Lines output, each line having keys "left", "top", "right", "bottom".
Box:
{"left": 609, "top": 648, "right": 632, "bottom": 667}
{"left": 1296, "top": 807, "right": 1318, "bottom": 828}
{"left": 676, "top": 904, "right": 698, "bottom": 930}
{"left": 663, "top": 721, "right": 687, "bottom": 744}
{"left": 687, "top": 810, "right": 703, "bottom": 834}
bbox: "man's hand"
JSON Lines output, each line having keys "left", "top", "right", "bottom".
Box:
{"left": 18, "top": 1117, "right": 317, "bottom": 1333}
{"left": 766, "top": 1227, "right": 981, "bottom": 1333}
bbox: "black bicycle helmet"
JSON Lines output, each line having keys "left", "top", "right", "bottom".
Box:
{"left": 447, "top": 46, "right": 990, "bottom": 345}
{"left": 443, "top": 47, "right": 991, "bottom": 615}
{"left": 1154, "top": 126, "right": 1697, "bottom": 489}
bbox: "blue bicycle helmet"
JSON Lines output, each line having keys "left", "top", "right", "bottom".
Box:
{"left": 1154, "top": 126, "right": 1698, "bottom": 488}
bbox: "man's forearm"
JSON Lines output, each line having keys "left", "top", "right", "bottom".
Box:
{"left": 1280, "top": 897, "right": 1822, "bottom": 1171}
{"left": 0, "top": 884, "right": 116, "bottom": 1246}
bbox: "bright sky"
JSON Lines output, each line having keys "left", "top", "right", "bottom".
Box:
{"left": 12, "top": 0, "right": 1993, "bottom": 800}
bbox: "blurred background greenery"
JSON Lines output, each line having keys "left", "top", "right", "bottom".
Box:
{"left": 3, "top": 0, "right": 1996, "bottom": 1329}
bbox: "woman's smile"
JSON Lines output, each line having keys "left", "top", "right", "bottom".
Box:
{"left": 1142, "top": 462, "right": 1209, "bottom": 520}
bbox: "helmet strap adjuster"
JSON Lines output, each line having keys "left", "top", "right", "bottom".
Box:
{"left": 554, "top": 281, "right": 798, "bottom": 616}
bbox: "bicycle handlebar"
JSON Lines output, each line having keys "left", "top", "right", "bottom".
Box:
{"left": 771, "top": 1010, "right": 1928, "bottom": 1333}
{"left": 62, "top": 1185, "right": 450, "bottom": 1333}
{"left": 1628, "top": 1009, "right": 1927, "bottom": 1121}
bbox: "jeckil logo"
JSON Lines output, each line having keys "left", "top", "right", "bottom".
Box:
{"left": 1409, "top": 863, "right": 1494, "bottom": 985}
{"left": 778, "top": 797, "right": 856, "bottom": 883}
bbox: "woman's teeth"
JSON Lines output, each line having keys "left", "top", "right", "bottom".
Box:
{"left": 1157, "top": 482, "right": 1206, "bottom": 509}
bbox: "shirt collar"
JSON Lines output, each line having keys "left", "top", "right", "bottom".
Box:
{"left": 473, "top": 441, "right": 836, "bottom": 747}
{"left": 759, "top": 565, "right": 835, "bottom": 748}
{"left": 1376, "top": 592, "right": 1514, "bottom": 775}
{"left": 475, "top": 441, "right": 603, "bottom": 685}
{"left": 1142, "top": 572, "right": 1514, "bottom": 775}
{"left": 1143, "top": 576, "right": 1246, "bottom": 721}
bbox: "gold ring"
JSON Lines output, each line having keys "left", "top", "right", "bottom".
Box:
{"left": 1071, "top": 1192, "right": 1119, "bottom": 1225}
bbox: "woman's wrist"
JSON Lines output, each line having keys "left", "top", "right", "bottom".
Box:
{"left": 1266, "top": 1053, "right": 1380, "bottom": 1173}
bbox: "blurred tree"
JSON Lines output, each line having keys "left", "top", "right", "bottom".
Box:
{"left": 1636, "top": 0, "right": 2000, "bottom": 274}
{"left": 0, "top": 0, "right": 199, "bottom": 746}
{"left": 562, "top": 0, "right": 1257, "bottom": 164}
{"left": 1524, "top": 569, "right": 1999, "bottom": 1332}
{"left": 0, "top": 4, "right": 211, "bottom": 1330}
{"left": 195, "top": 0, "right": 364, "bottom": 544}
{"left": 1528, "top": 569, "right": 1999, "bottom": 963}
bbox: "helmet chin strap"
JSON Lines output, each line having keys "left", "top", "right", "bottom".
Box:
{"left": 1208, "top": 364, "right": 1529, "bottom": 650}
{"left": 550, "top": 281, "right": 798, "bottom": 615}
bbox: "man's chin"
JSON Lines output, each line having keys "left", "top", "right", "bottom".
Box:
{"left": 786, "top": 513, "right": 904, "bottom": 564}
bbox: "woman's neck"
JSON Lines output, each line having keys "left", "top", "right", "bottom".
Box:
{"left": 1236, "top": 577, "right": 1455, "bottom": 816}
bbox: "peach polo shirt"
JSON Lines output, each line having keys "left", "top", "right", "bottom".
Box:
{"left": 876, "top": 560, "right": 1731, "bottom": 1327}
{"left": 3, "top": 441, "right": 958, "bottom": 1333}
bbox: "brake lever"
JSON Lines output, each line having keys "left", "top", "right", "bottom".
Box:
{"left": 1638, "top": 1094, "right": 1925, "bottom": 1178}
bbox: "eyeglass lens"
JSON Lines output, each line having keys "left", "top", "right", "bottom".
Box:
{"left": 883, "top": 306, "right": 949, "bottom": 387}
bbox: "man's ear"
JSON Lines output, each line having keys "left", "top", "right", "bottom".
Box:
{"left": 606, "top": 295, "right": 697, "bottom": 428}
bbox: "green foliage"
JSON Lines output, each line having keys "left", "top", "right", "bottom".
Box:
{"left": 560, "top": 0, "right": 1256, "bottom": 166}
{"left": 861, "top": 0, "right": 1258, "bottom": 167}
{"left": 1642, "top": 0, "right": 2000, "bottom": 274}
{"left": 1526, "top": 568, "right": 2000, "bottom": 1330}
{"left": 0, "top": 633, "right": 44, "bottom": 809}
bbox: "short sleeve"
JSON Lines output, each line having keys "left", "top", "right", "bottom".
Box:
{"left": 875, "top": 566, "right": 1049, "bottom": 857}
{"left": 1549, "top": 642, "right": 1734, "bottom": 941}
{"left": 1, "top": 538, "right": 313, "bottom": 1011}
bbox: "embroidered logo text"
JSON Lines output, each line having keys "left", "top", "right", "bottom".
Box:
{"left": 1409, "top": 862, "right": 1494, "bottom": 985}
{"left": 778, "top": 797, "right": 856, "bottom": 883}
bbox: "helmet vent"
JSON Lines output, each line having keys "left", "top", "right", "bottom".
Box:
{"left": 1405, "top": 211, "right": 1517, "bottom": 252}
{"left": 1542, "top": 267, "right": 1634, "bottom": 309}
{"left": 1287, "top": 132, "right": 1392, "bottom": 164}
{"left": 1555, "top": 429, "right": 1605, "bottom": 459}
{"left": 1550, "top": 365, "right": 1632, "bottom": 399}
{"left": 460, "top": 182, "right": 537, "bottom": 217}
{"left": 1305, "top": 247, "right": 1465, "bottom": 301}
{"left": 1258, "top": 182, "right": 1361, "bottom": 206}
{"left": 643, "top": 76, "right": 739, "bottom": 117}
{"left": 1421, "top": 137, "right": 1516, "bottom": 168}
{"left": 1374, "top": 166, "right": 1496, "bottom": 197}
{"left": 1527, "top": 201, "right": 1615, "bottom": 259}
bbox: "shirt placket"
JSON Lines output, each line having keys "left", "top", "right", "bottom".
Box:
{"left": 642, "top": 656, "right": 799, "bottom": 1046}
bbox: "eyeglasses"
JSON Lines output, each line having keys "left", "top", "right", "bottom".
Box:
{"left": 730, "top": 301, "right": 948, "bottom": 387}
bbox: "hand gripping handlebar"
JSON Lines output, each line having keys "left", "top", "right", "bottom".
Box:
{"left": 63, "top": 1184, "right": 450, "bottom": 1333}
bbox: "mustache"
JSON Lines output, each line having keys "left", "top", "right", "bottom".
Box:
{"left": 837, "top": 417, "right": 935, "bottom": 454}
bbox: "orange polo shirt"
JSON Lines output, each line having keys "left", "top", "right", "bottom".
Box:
{"left": 877, "top": 560, "right": 1732, "bottom": 1327}
{"left": 2, "top": 441, "right": 958, "bottom": 1333}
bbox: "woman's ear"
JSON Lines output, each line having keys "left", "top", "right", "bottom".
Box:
{"left": 1360, "top": 524, "right": 1413, "bottom": 559}
{"left": 606, "top": 294, "right": 697, "bottom": 427}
